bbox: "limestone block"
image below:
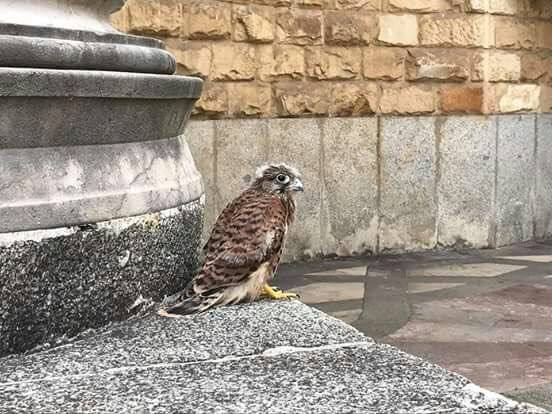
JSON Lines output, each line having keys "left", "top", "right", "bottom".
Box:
{"left": 193, "top": 82, "right": 228, "bottom": 116}
{"left": 495, "top": 84, "right": 540, "bottom": 113}
{"left": 419, "top": 15, "right": 486, "bottom": 47}
{"left": 495, "top": 17, "right": 536, "bottom": 50}
{"left": 296, "top": 0, "right": 331, "bottom": 5}
{"left": 537, "top": 22, "right": 552, "bottom": 50}
{"left": 211, "top": 43, "right": 256, "bottom": 81}
{"left": 465, "top": 0, "right": 487, "bottom": 12}
{"left": 274, "top": 82, "right": 329, "bottom": 116}
{"left": 520, "top": 52, "right": 548, "bottom": 81}
{"left": 267, "top": 118, "right": 323, "bottom": 260}
{"left": 167, "top": 40, "right": 211, "bottom": 78}
{"left": 536, "top": 114, "right": 552, "bottom": 238}
{"left": 406, "top": 49, "right": 470, "bottom": 81}
{"left": 254, "top": 0, "right": 291, "bottom": 5}
{"left": 276, "top": 9, "right": 323, "bottom": 45}
{"left": 489, "top": 0, "right": 524, "bottom": 15}
{"left": 233, "top": 4, "right": 274, "bottom": 43}
{"left": 471, "top": 50, "right": 486, "bottom": 81}
{"left": 335, "top": 0, "right": 380, "bottom": 9}
{"left": 440, "top": 86, "right": 483, "bottom": 113}
{"left": 330, "top": 82, "right": 379, "bottom": 115}
{"left": 227, "top": 83, "right": 272, "bottom": 117}
{"left": 257, "top": 45, "right": 305, "bottom": 81}
{"left": 437, "top": 116, "right": 496, "bottom": 247}
{"left": 529, "top": 0, "right": 552, "bottom": 19}
{"left": 127, "top": 0, "right": 180, "bottom": 36}
{"left": 488, "top": 51, "right": 521, "bottom": 82}
{"left": 541, "top": 86, "right": 552, "bottom": 113}
{"left": 496, "top": 115, "right": 535, "bottom": 246}
{"left": 183, "top": 121, "right": 217, "bottom": 239}
{"left": 388, "top": 0, "right": 452, "bottom": 12}
{"left": 183, "top": 1, "right": 231, "bottom": 40}
{"left": 324, "top": 12, "right": 377, "bottom": 45}
{"left": 110, "top": 5, "right": 129, "bottom": 32}
{"left": 378, "top": 15, "right": 418, "bottom": 46}
{"left": 380, "top": 117, "right": 437, "bottom": 251}
{"left": 306, "top": 47, "right": 361, "bottom": 80}
{"left": 215, "top": 119, "right": 269, "bottom": 211}
{"left": 379, "top": 85, "right": 435, "bottom": 114}
{"left": 363, "top": 47, "right": 405, "bottom": 80}
{"left": 321, "top": 118, "right": 378, "bottom": 256}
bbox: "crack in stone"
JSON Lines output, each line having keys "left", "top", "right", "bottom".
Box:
{"left": 0, "top": 341, "right": 373, "bottom": 387}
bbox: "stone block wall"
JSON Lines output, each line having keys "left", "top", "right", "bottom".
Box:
{"left": 184, "top": 115, "right": 551, "bottom": 261}
{"left": 111, "top": 0, "right": 552, "bottom": 117}
{"left": 111, "top": 1, "right": 552, "bottom": 260}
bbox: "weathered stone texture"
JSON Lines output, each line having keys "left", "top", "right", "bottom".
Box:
{"left": 257, "top": 45, "right": 305, "bottom": 81}
{"left": 441, "top": 86, "right": 483, "bottom": 113}
{"left": 438, "top": 117, "right": 496, "bottom": 247}
{"left": 183, "top": 121, "right": 217, "bottom": 237}
{"left": 324, "top": 12, "right": 377, "bottom": 45}
{"left": 322, "top": 118, "right": 378, "bottom": 256}
{"left": 114, "top": 0, "right": 552, "bottom": 119}
{"left": 167, "top": 40, "right": 211, "bottom": 77}
{"left": 267, "top": 119, "right": 323, "bottom": 260}
{"left": 330, "top": 82, "right": 379, "bottom": 115}
{"left": 541, "top": 86, "right": 552, "bottom": 113}
{"left": 363, "top": 47, "right": 405, "bottom": 80}
{"left": 274, "top": 82, "right": 329, "bottom": 116}
{"left": 233, "top": 4, "right": 274, "bottom": 43}
{"left": 193, "top": 82, "right": 228, "bottom": 116}
{"left": 496, "top": 116, "right": 535, "bottom": 246}
{"left": 379, "top": 86, "right": 435, "bottom": 114}
{"left": 406, "top": 49, "right": 470, "bottom": 81}
{"left": 537, "top": 22, "right": 552, "bottom": 50}
{"left": 228, "top": 83, "right": 272, "bottom": 117}
{"left": 211, "top": 43, "right": 256, "bottom": 81}
{"left": 215, "top": 119, "right": 269, "bottom": 210}
{"left": 495, "top": 17, "right": 536, "bottom": 50}
{"left": 378, "top": 15, "right": 418, "bottom": 46}
{"left": 380, "top": 117, "right": 437, "bottom": 251}
{"left": 182, "top": 1, "right": 231, "bottom": 40}
{"left": 536, "top": 114, "right": 552, "bottom": 238}
{"left": 335, "top": 0, "right": 380, "bottom": 9}
{"left": 488, "top": 51, "right": 521, "bottom": 82}
{"left": 494, "top": 84, "right": 540, "bottom": 113}
{"left": 306, "top": 47, "right": 361, "bottom": 80}
{"left": 388, "top": 0, "right": 452, "bottom": 12}
{"left": 276, "top": 9, "right": 323, "bottom": 45}
{"left": 127, "top": 0, "right": 182, "bottom": 36}
{"left": 419, "top": 15, "right": 486, "bottom": 47}
{"left": 520, "top": 53, "right": 548, "bottom": 82}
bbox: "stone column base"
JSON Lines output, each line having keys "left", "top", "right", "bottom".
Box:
{"left": 0, "top": 200, "right": 203, "bottom": 357}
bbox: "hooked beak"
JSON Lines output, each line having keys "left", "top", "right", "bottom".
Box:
{"left": 290, "top": 178, "right": 304, "bottom": 192}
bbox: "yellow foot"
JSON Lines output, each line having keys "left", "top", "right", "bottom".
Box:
{"left": 261, "top": 284, "right": 299, "bottom": 300}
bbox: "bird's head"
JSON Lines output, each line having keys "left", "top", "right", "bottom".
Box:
{"left": 252, "top": 163, "right": 304, "bottom": 196}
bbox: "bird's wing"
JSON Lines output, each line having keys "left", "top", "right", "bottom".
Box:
{"left": 189, "top": 190, "right": 288, "bottom": 295}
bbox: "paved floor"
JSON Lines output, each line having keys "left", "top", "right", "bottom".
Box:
{"left": 277, "top": 241, "right": 552, "bottom": 411}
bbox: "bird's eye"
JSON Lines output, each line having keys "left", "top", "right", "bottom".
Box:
{"left": 276, "top": 174, "right": 289, "bottom": 184}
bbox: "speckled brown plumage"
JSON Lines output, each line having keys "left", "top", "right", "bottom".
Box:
{"left": 161, "top": 164, "right": 303, "bottom": 315}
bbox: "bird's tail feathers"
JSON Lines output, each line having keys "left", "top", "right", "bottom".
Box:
{"left": 161, "top": 292, "right": 222, "bottom": 316}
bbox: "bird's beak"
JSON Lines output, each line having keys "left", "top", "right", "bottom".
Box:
{"left": 290, "top": 178, "right": 304, "bottom": 192}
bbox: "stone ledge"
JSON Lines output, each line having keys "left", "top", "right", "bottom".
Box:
{"left": 0, "top": 301, "right": 543, "bottom": 413}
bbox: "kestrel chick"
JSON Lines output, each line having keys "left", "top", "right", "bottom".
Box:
{"left": 160, "top": 163, "right": 304, "bottom": 316}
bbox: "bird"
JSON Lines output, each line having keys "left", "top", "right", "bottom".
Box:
{"left": 159, "top": 163, "right": 304, "bottom": 316}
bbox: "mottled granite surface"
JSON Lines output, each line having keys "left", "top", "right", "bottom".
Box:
{"left": 0, "top": 301, "right": 543, "bottom": 413}
{"left": 0, "top": 202, "right": 203, "bottom": 357}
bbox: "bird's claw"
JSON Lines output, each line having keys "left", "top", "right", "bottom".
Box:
{"left": 261, "top": 284, "right": 300, "bottom": 301}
